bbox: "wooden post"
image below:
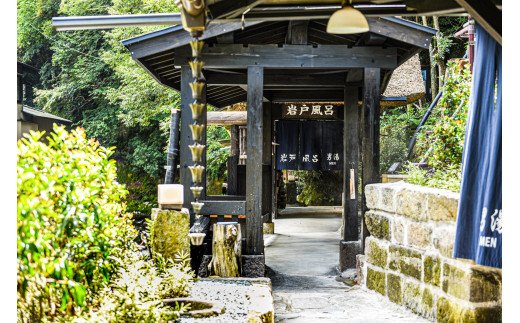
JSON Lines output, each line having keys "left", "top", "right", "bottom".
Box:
{"left": 211, "top": 222, "right": 242, "bottom": 277}
{"left": 361, "top": 68, "right": 381, "bottom": 253}
{"left": 343, "top": 87, "right": 359, "bottom": 241}
{"left": 262, "top": 102, "right": 273, "bottom": 223}
{"left": 245, "top": 65, "right": 264, "bottom": 255}
{"left": 164, "top": 109, "right": 181, "bottom": 184}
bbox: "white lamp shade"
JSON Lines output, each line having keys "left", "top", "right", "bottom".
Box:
{"left": 158, "top": 184, "right": 184, "bottom": 208}
{"left": 327, "top": 6, "right": 369, "bottom": 34}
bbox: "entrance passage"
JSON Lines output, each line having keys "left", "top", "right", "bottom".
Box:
{"left": 265, "top": 207, "right": 429, "bottom": 322}
{"left": 266, "top": 207, "right": 342, "bottom": 278}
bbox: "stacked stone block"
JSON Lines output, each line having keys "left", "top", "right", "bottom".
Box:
{"left": 361, "top": 182, "right": 502, "bottom": 322}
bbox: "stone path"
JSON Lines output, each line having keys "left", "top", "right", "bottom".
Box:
{"left": 265, "top": 208, "right": 430, "bottom": 323}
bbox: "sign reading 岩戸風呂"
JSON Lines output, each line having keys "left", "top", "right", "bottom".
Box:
{"left": 282, "top": 103, "right": 340, "bottom": 119}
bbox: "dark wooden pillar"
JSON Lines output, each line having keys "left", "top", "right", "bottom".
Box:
{"left": 343, "top": 86, "right": 360, "bottom": 241}
{"left": 180, "top": 65, "right": 206, "bottom": 223}
{"left": 245, "top": 66, "right": 264, "bottom": 255}
{"left": 361, "top": 68, "right": 381, "bottom": 253}
{"left": 227, "top": 125, "right": 239, "bottom": 195}
{"left": 339, "top": 86, "right": 362, "bottom": 270}
{"left": 262, "top": 102, "right": 273, "bottom": 223}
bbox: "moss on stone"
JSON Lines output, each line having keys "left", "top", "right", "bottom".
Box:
{"left": 366, "top": 267, "right": 386, "bottom": 296}
{"left": 423, "top": 255, "right": 441, "bottom": 287}
{"left": 150, "top": 208, "right": 190, "bottom": 261}
{"left": 421, "top": 287, "right": 434, "bottom": 315}
{"left": 387, "top": 273, "right": 402, "bottom": 304}
{"left": 402, "top": 279, "right": 421, "bottom": 314}
{"left": 388, "top": 245, "right": 422, "bottom": 280}
{"left": 366, "top": 238, "right": 388, "bottom": 268}
{"left": 442, "top": 262, "right": 470, "bottom": 301}
{"left": 436, "top": 297, "right": 480, "bottom": 323}
{"left": 365, "top": 211, "right": 391, "bottom": 241}
{"left": 469, "top": 266, "right": 502, "bottom": 303}
{"left": 443, "top": 262, "right": 502, "bottom": 303}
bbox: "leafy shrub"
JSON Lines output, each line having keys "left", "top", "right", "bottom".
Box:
{"left": 206, "top": 125, "right": 229, "bottom": 195}
{"left": 404, "top": 163, "right": 461, "bottom": 192}
{"left": 405, "top": 60, "right": 470, "bottom": 192}
{"left": 17, "top": 125, "right": 136, "bottom": 320}
{"left": 78, "top": 251, "right": 193, "bottom": 322}
{"left": 380, "top": 104, "right": 428, "bottom": 173}
{"left": 414, "top": 60, "right": 470, "bottom": 169}
{"left": 17, "top": 125, "right": 194, "bottom": 321}
{"left": 296, "top": 170, "right": 343, "bottom": 206}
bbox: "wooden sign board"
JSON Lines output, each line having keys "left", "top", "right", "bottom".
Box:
{"left": 281, "top": 103, "right": 340, "bottom": 119}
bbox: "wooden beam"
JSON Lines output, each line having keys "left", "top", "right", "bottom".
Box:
{"left": 453, "top": 0, "right": 502, "bottom": 44}
{"left": 175, "top": 45, "right": 398, "bottom": 69}
{"left": 286, "top": 20, "right": 309, "bottom": 45}
{"left": 361, "top": 68, "right": 381, "bottom": 252}
{"left": 197, "top": 200, "right": 245, "bottom": 215}
{"left": 207, "top": 111, "right": 247, "bottom": 125}
{"left": 127, "top": 21, "right": 262, "bottom": 59}
{"left": 268, "top": 89, "right": 345, "bottom": 102}
{"left": 245, "top": 65, "right": 264, "bottom": 255}
{"left": 367, "top": 17, "right": 434, "bottom": 49}
{"left": 206, "top": 73, "right": 348, "bottom": 87}
{"left": 343, "top": 86, "right": 360, "bottom": 242}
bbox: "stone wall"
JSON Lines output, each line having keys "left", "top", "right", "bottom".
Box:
{"left": 360, "top": 182, "right": 501, "bottom": 322}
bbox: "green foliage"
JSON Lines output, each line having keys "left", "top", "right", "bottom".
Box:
{"left": 206, "top": 125, "right": 230, "bottom": 195}
{"left": 405, "top": 60, "right": 471, "bottom": 192}
{"left": 296, "top": 171, "right": 343, "bottom": 206}
{"left": 17, "top": 125, "right": 136, "bottom": 320}
{"left": 380, "top": 104, "right": 428, "bottom": 173}
{"left": 18, "top": 0, "right": 185, "bottom": 214}
{"left": 78, "top": 250, "right": 193, "bottom": 322}
{"left": 17, "top": 125, "right": 194, "bottom": 321}
{"left": 415, "top": 60, "right": 471, "bottom": 169}
{"left": 404, "top": 163, "right": 461, "bottom": 192}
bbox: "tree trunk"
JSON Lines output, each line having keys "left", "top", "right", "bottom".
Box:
{"left": 432, "top": 16, "right": 446, "bottom": 90}
{"left": 211, "top": 222, "right": 242, "bottom": 277}
{"left": 422, "top": 16, "right": 438, "bottom": 99}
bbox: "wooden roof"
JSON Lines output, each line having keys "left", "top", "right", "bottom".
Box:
{"left": 124, "top": 17, "right": 436, "bottom": 108}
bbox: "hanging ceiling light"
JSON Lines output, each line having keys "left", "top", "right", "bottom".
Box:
{"left": 327, "top": 1, "right": 369, "bottom": 34}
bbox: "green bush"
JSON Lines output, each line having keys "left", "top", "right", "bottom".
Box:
{"left": 296, "top": 170, "right": 343, "bottom": 206}
{"left": 404, "top": 163, "right": 461, "bottom": 192}
{"left": 17, "top": 125, "right": 136, "bottom": 320}
{"left": 414, "top": 60, "right": 470, "bottom": 169}
{"left": 78, "top": 251, "right": 193, "bottom": 322}
{"left": 405, "top": 60, "right": 470, "bottom": 192}
{"left": 17, "top": 125, "right": 194, "bottom": 321}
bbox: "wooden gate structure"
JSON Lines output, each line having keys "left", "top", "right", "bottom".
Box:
{"left": 123, "top": 17, "right": 436, "bottom": 276}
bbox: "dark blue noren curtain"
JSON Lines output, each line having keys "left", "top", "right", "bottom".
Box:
{"left": 321, "top": 121, "right": 344, "bottom": 171}
{"left": 299, "top": 121, "right": 322, "bottom": 170}
{"left": 275, "top": 120, "right": 300, "bottom": 170}
{"left": 453, "top": 24, "right": 502, "bottom": 268}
